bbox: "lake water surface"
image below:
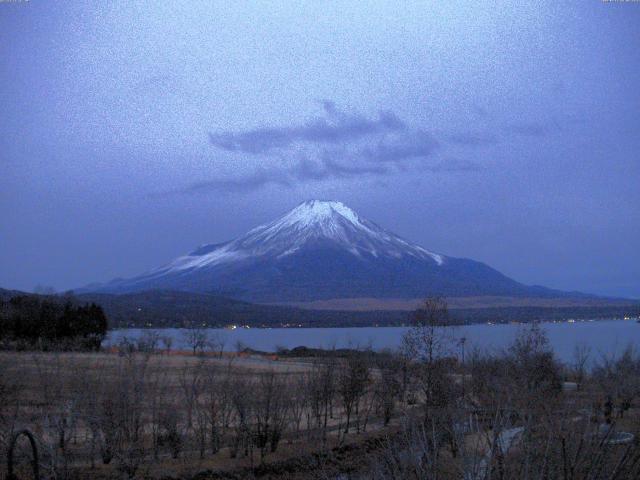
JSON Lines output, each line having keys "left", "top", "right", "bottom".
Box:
{"left": 106, "top": 319, "right": 640, "bottom": 364}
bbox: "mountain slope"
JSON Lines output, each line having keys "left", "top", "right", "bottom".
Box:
{"left": 88, "top": 200, "right": 576, "bottom": 302}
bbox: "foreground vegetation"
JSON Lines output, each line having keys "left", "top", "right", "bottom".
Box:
{"left": 2, "top": 299, "right": 640, "bottom": 479}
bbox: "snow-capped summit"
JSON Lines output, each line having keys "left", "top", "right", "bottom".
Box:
{"left": 248, "top": 200, "right": 443, "bottom": 262}
{"left": 89, "top": 200, "right": 549, "bottom": 302}
{"left": 164, "top": 200, "right": 443, "bottom": 273}
{"left": 268, "top": 200, "right": 362, "bottom": 229}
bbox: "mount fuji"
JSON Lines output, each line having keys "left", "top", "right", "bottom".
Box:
{"left": 88, "top": 200, "right": 568, "bottom": 302}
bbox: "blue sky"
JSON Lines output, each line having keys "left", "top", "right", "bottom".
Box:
{"left": 1, "top": 1, "right": 639, "bottom": 298}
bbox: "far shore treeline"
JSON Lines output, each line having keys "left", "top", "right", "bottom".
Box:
{"left": 65, "top": 290, "right": 640, "bottom": 329}
{"left": 1, "top": 288, "right": 639, "bottom": 342}
{"left": 0, "top": 295, "right": 108, "bottom": 350}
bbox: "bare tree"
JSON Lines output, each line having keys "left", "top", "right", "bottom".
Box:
{"left": 0, "top": 354, "right": 23, "bottom": 466}
{"left": 147, "top": 356, "right": 170, "bottom": 461}
{"left": 229, "top": 375, "right": 253, "bottom": 460}
{"left": 338, "top": 353, "right": 370, "bottom": 438}
{"left": 288, "top": 372, "right": 309, "bottom": 439}
{"left": 572, "top": 342, "right": 591, "bottom": 389}
{"left": 158, "top": 407, "right": 184, "bottom": 459}
{"left": 207, "top": 331, "right": 227, "bottom": 358}
{"left": 183, "top": 325, "right": 208, "bottom": 355}
{"left": 374, "top": 357, "right": 401, "bottom": 426}
{"left": 92, "top": 353, "right": 151, "bottom": 479}
{"left": 160, "top": 335, "right": 173, "bottom": 354}
{"left": 593, "top": 345, "right": 640, "bottom": 420}
{"left": 201, "top": 364, "right": 227, "bottom": 455}
{"left": 402, "top": 298, "right": 458, "bottom": 423}
{"left": 402, "top": 297, "right": 456, "bottom": 364}
{"left": 252, "top": 370, "right": 289, "bottom": 460}
{"left": 33, "top": 353, "right": 81, "bottom": 478}
{"left": 137, "top": 329, "right": 160, "bottom": 353}
{"left": 307, "top": 361, "right": 335, "bottom": 446}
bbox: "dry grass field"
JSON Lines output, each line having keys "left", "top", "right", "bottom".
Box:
{"left": 3, "top": 315, "right": 640, "bottom": 480}
{"left": 0, "top": 349, "right": 403, "bottom": 479}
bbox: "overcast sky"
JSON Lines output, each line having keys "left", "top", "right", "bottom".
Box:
{"left": 1, "top": 1, "right": 639, "bottom": 298}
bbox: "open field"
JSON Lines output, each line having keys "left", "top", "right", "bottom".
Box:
{"left": 0, "top": 349, "right": 405, "bottom": 479}
{"left": 2, "top": 300, "right": 640, "bottom": 479}
{"left": 4, "top": 320, "right": 640, "bottom": 480}
{"left": 274, "top": 295, "right": 640, "bottom": 312}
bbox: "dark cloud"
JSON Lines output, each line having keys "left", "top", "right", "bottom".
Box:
{"left": 321, "top": 100, "right": 338, "bottom": 116}
{"left": 506, "top": 122, "right": 550, "bottom": 137}
{"left": 167, "top": 170, "right": 291, "bottom": 195}
{"left": 472, "top": 104, "right": 488, "bottom": 117}
{"left": 447, "top": 131, "right": 498, "bottom": 146}
{"left": 209, "top": 109, "right": 405, "bottom": 154}
{"left": 293, "top": 157, "right": 388, "bottom": 181}
{"left": 423, "top": 158, "right": 484, "bottom": 173}
{"left": 177, "top": 105, "right": 483, "bottom": 195}
{"left": 169, "top": 155, "right": 480, "bottom": 195}
{"left": 363, "top": 132, "right": 440, "bottom": 163}
{"left": 177, "top": 158, "right": 388, "bottom": 195}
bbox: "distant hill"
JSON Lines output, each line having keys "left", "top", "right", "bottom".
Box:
{"left": 278, "top": 296, "right": 639, "bottom": 312}
{"left": 74, "top": 290, "right": 405, "bottom": 328}
{"left": 82, "top": 200, "right": 596, "bottom": 302}
{"left": 75, "top": 290, "right": 640, "bottom": 328}
{"left": 2, "top": 287, "right": 638, "bottom": 328}
{"left": 0, "top": 288, "right": 26, "bottom": 301}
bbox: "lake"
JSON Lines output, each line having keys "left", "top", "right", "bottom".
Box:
{"left": 106, "top": 318, "right": 640, "bottom": 364}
